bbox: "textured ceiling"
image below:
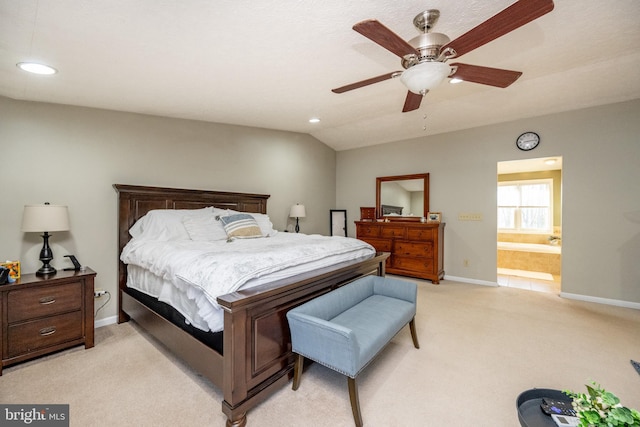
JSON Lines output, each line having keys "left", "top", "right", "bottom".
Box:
{"left": 1, "top": 0, "right": 639, "bottom": 151}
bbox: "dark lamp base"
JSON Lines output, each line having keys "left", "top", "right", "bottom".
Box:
{"left": 36, "top": 232, "right": 57, "bottom": 277}
{"left": 36, "top": 264, "right": 57, "bottom": 277}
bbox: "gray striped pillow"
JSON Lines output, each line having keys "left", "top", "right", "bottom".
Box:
{"left": 219, "top": 214, "right": 263, "bottom": 239}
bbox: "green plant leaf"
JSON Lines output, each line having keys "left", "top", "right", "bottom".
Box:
{"left": 583, "top": 409, "right": 601, "bottom": 423}
{"left": 601, "top": 390, "right": 620, "bottom": 406}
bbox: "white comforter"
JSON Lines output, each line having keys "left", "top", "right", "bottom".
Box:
{"left": 121, "top": 233, "right": 375, "bottom": 332}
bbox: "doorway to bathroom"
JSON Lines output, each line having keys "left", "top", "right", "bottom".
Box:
{"left": 497, "top": 157, "right": 562, "bottom": 293}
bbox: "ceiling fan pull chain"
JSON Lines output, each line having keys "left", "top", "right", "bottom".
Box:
{"left": 423, "top": 113, "right": 428, "bottom": 131}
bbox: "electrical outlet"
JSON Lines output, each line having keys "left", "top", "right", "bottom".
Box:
{"left": 94, "top": 290, "right": 107, "bottom": 298}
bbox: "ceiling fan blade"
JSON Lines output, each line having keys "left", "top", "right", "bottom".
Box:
{"left": 442, "top": 0, "right": 554, "bottom": 58}
{"left": 450, "top": 63, "right": 522, "bottom": 88}
{"left": 402, "top": 91, "right": 424, "bottom": 112}
{"left": 353, "top": 19, "right": 418, "bottom": 58}
{"left": 332, "top": 72, "right": 400, "bottom": 94}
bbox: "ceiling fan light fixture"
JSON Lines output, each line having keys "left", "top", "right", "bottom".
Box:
{"left": 400, "top": 61, "right": 450, "bottom": 94}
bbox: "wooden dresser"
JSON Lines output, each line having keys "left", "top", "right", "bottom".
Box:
{"left": 355, "top": 221, "right": 445, "bottom": 283}
{"left": 0, "top": 268, "right": 96, "bottom": 375}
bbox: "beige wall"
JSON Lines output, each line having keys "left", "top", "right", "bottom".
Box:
{"left": 3, "top": 95, "right": 639, "bottom": 320}
{"left": 0, "top": 96, "right": 336, "bottom": 322}
{"left": 337, "top": 99, "right": 640, "bottom": 304}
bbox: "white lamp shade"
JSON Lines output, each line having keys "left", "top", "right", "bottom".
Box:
{"left": 21, "top": 204, "right": 70, "bottom": 232}
{"left": 400, "top": 61, "right": 451, "bottom": 94}
{"left": 289, "top": 204, "right": 306, "bottom": 218}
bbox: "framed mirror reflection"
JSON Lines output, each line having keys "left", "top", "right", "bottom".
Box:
{"left": 376, "top": 173, "right": 429, "bottom": 220}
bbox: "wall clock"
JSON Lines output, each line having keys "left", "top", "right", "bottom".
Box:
{"left": 516, "top": 132, "right": 540, "bottom": 151}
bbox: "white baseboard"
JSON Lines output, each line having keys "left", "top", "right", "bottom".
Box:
{"left": 444, "top": 275, "right": 498, "bottom": 287}
{"left": 445, "top": 275, "right": 639, "bottom": 309}
{"left": 95, "top": 315, "right": 118, "bottom": 329}
{"left": 560, "top": 292, "right": 640, "bottom": 310}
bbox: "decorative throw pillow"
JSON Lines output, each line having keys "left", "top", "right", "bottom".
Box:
{"left": 219, "top": 214, "right": 263, "bottom": 239}
{"left": 182, "top": 212, "right": 228, "bottom": 241}
{"left": 217, "top": 209, "right": 277, "bottom": 236}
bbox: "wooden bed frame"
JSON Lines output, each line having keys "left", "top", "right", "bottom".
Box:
{"left": 114, "top": 184, "right": 388, "bottom": 427}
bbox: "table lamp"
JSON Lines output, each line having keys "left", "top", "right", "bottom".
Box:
{"left": 21, "top": 203, "right": 70, "bottom": 276}
{"left": 289, "top": 204, "right": 306, "bottom": 233}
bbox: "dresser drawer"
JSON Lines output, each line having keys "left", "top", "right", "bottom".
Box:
{"left": 407, "top": 228, "right": 434, "bottom": 241}
{"left": 357, "top": 224, "right": 380, "bottom": 237}
{"left": 393, "top": 256, "right": 434, "bottom": 272}
{"left": 394, "top": 241, "right": 433, "bottom": 257}
{"left": 380, "top": 226, "right": 406, "bottom": 239}
{"left": 7, "top": 310, "right": 83, "bottom": 358}
{"left": 8, "top": 282, "right": 82, "bottom": 323}
{"left": 360, "top": 238, "right": 391, "bottom": 252}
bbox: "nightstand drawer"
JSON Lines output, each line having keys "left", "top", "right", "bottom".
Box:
{"left": 7, "top": 310, "right": 83, "bottom": 358}
{"left": 8, "top": 282, "right": 82, "bottom": 323}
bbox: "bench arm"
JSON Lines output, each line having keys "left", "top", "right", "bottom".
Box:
{"left": 287, "top": 311, "right": 360, "bottom": 377}
{"left": 373, "top": 279, "right": 417, "bottom": 304}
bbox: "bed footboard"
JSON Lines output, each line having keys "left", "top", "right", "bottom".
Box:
{"left": 217, "top": 253, "right": 388, "bottom": 427}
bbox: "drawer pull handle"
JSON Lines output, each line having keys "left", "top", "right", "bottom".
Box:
{"left": 39, "top": 296, "right": 56, "bottom": 305}
{"left": 39, "top": 327, "right": 57, "bottom": 336}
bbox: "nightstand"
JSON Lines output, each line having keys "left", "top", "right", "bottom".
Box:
{"left": 0, "top": 268, "right": 96, "bottom": 375}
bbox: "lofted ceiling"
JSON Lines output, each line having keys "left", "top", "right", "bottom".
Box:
{"left": 1, "top": 0, "right": 639, "bottom": 151}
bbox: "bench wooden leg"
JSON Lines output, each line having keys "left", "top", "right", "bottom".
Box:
{"left": 409, "top": 318, "right": 420, "bottom": 349}
{"left": 292, "top": 354, "right": 304, "bottom": 390}
{"left": 347, "top": 377, "right": 363, "bottom": 427}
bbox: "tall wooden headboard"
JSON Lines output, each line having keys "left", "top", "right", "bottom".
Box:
{"left": 113, "top": 184, "right": 270, "bottom": 321}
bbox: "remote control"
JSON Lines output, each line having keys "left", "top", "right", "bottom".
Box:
{"left": 541, "top": 398, "right": 576, "bottom": 417}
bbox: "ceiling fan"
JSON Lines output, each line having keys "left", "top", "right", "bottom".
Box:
{"left": 332, "top": 0, "right": 554, "bottom": 112}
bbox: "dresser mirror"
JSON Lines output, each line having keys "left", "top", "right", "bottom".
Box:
{"left": 376, "top": 173, "right": 429, "bottom": 220}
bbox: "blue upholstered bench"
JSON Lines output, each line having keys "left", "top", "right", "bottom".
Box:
{"left": 286, "top": 275, "right": 419, "bottom": 426}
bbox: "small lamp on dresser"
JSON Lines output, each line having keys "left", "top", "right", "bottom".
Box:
{"left": 21, "top": 202, "right": 70, "bottom": 276}
{"left": 289, "top": 204, "right": 306, "bottom": 233}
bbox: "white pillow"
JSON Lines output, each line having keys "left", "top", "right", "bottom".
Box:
{"left": 182, "top": 212, "right": 228, "bottom": 241}
{"left": 129, "top": 207, "right": 212, "bottom": 241}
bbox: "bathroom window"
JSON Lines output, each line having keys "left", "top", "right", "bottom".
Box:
{"left": 498, "top": 179, "right": 552, "bottom": 233}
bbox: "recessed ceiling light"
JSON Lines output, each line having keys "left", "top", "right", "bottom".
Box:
{"left": 308, "top": 118, "right": 321, "bottom": 123}
{"left": 449, "top": 78, "right": 463, "bottom": 84}
{"left": 17, "top": 62, "right": 57, "bottom": 75}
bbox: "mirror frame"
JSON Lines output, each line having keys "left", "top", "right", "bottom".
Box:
{"left": 376, "top": 173, "right": 429, "bottom": 221}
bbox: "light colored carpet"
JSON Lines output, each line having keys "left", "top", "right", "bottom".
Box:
{"left": 2, "top": 279, "right": 639, "bottom": 426}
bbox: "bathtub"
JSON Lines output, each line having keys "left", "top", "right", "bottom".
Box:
{"left": 497, "top": 241, "right": 561, "bottom": 254}
{"left": 497, "top": 241, "right": 561, "bottom": 275}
